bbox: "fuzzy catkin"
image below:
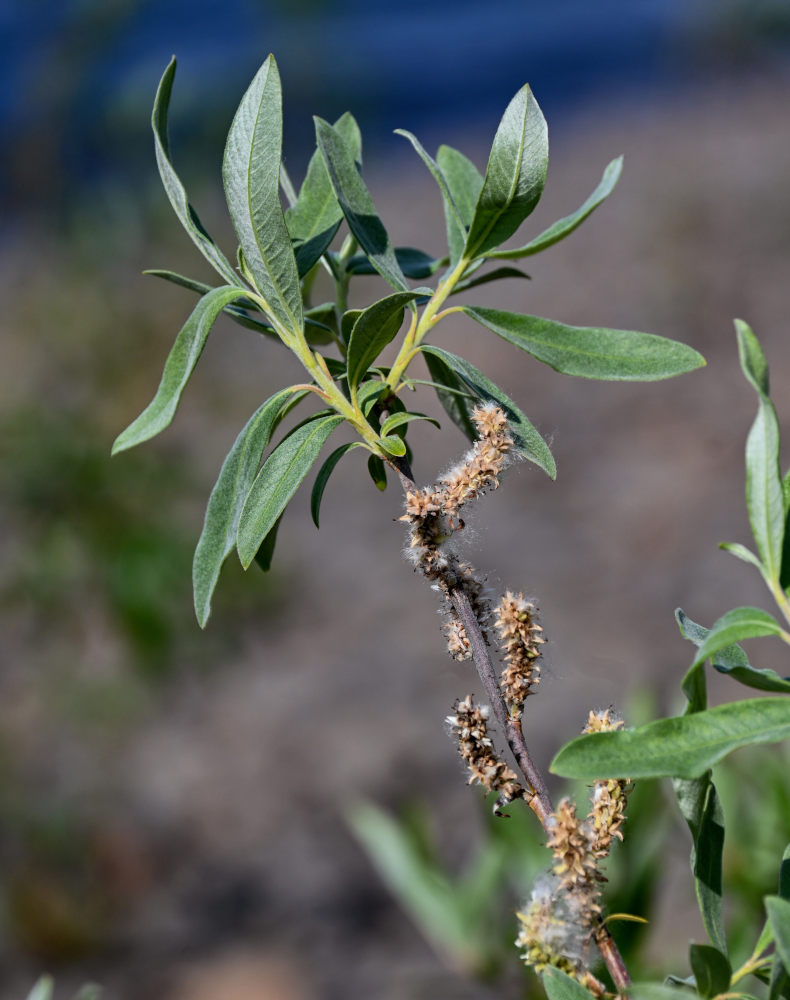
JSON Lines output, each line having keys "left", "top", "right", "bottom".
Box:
{"left": 495, "top": 590, "right": 544, "bottom": 714}
{"left": 446, "top": 694, "right": 525, "bottom": 815}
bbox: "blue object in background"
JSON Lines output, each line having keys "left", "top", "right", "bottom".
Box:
{"left": 1, "top": 0, "right": 788, "bottom": 221}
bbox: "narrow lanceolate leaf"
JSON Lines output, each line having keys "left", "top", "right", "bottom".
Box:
{"left": 144, "top": 269, "right": 279, "bottom": 338}
{"left": 679, "top": 778, "right": 727, "bottom": 953}
{"left": 285, "top": 112, "right": 361, "bottom": 277}
{"left": 380, "top": 411, "right": 440, "bottom": 436}
{"left": 689, "top": 944, "right": 731, "bottom": 998}
{"left": 152, "top": 59, "right": 239, "bottom": 287}
{"left": 781, "top": 844, "right": 790, "bottom": 900}
{"left": 677, "top": 609, "right": 790, "bottom": 695}
{"left": 192, "top": 387, "right": 306, "bottom": 626}
{"left": 736, "top": 320, "right": 785, "bottom": 582}
{"left": 464, "top": 307, "right": 705, "bottom": 381}
{"left": 767, "top": 896, "right": 790, "bottom": 977}
{"left": 420, "top": 345, "right": 556, "bottom": 478}
{"left": 237, "top": 415, "right": 343, "bottom": 567}
{"left": 223, "top": 55, "right": 303, "bottom": 334}
{"left": 315, "top": 117, "right": 409, "bottom": 292}
{"left": 347, "top": 247, "right": 443, "bottom": 279}
{"left": 551, "top": 698, "right": 790, "bottom": 781}
{"left": 689, "top": 607, "right": 787, "bottom": 670}
{"left": 113, "top": 286, "right": 245, "bottom": 454}
{"left": 423, "top": 351, "right": 478, "bottom": 442}
{"left": 395, "top": 129, "right": 465, "bottom": 239}
{"left": 346, "top": 292, "right": 420, "bottom": 389}
{"left": 464, "top": 84, "right": 548, "bottom": 259}
{"left": 542, "top": 967, "right": 597, "bottom": 1000}
{"left": 310, "top": 442, "right": 362, "bottom": 528}
{"left": 436, "top": 144, "right": 484, "bottom": 265}
{"left": 452, "top": 266, "right": 530, "bottom": 294}
{"left": 486, "top": 157, "right": 623, "bottom": 259}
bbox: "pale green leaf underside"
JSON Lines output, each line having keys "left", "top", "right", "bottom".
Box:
{"left": 551, "top": 698, "right": 790, "bottom": 780}
{"left": 112, "top": 286, "right": 245, "bottom": 454}
{"left": 237, "top": 415, "right": 343, "bottom": 566}
{"left": 677, "top": 608, "right": 790, "bottom": 694}
{"left": 464, "top": 306, "right": 705, "bottom": 381}
{"left": 736, "top": 320, "right": 784, "bottom": 581}
{"left": 436, "top": 144, "right": 484, "bottom": 265}
{"left": 465, "top": 83, "right": 548, "bottom": 258}
{"left": 193, "top": 387, "right": 306, "bottom": 626}
{"left": 486, "top": 156, "right": 623, "bottom": 259}
{"left": 420, "top": 344, "right": 556, "bottom": 478}
{"left": 152, "top": 58, "right": 239, "bottom": 287}
{"left": 25, "top": 978, "right": 54, "bottom": 1000}
{"left": 223, "top": 55, "right": 303, "bottom": 334}
{"left": 689, "top": 606, "right": 786, "bottom": 670}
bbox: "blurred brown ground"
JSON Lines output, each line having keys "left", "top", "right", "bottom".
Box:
{"left": 1, "top": 69, "right": 790, "bottom": 999}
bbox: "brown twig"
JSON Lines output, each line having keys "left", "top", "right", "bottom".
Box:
{"left": 449, "top": 584, "right": 554, "bottom": 828}
{"left": 392, "top": 456, "right": 631, "bottom": 993}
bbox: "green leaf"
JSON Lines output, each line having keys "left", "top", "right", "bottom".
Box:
{"left": 542, "top": 967, "right": 596, "bottom": 1000}
{"left": 192, "top": 387, "right": 305, "bottom": 626}
{"left": 674, "top": 776, "right": 726, "bottom": 952}
{"left": 736, "top": 320, "right": 784, "bottom": 582}
{"left": 346, "top": 292, "right": 420, "bottom": 389}
{"left": 25, "top": 978, "right": 54, "bottom": 1000}
{"left": 464, "top": 84, "right": 548, "bottom": 259}
{"left": 152, "top": 59, "right": 239, "bottom": 287}
{"left": 254, "top": 514, "right": 281, "bottom": 572}
{"left": 720, "top": 541, "right": 766, "bottom": 575}
{"left": 310, "top": 442, "right": 362, "bottom": 528}
{"left": 420, "top": 345, "right": 556, "bottom": 478}
{"left": 422, "top": 351, "right": 478, "bottom": 442}
{"left": 464, "top": 307, "right": 705, "bottom": 381}
{"left": 285, "top": 112, "right": 361, "bottom": 277}
{"left": 767, "top": 896, "right": 790, "bottom": 978}
{"left": 551, "top": 698, "right": 790, "bottom": 781}
{"left": 346, "top": 246, "right": 443, "bottom": 279}
{"left": 677, "top": 609, "right": 790, "bottom": 695}
{"left": 689, "top": 944, "right": 731, "bottom": 999}
{"left": 112, "top": 286, "right": 245, "bottom": 454}
{"left": 315, "top": 117, "right": 409, "bottom": 292}
{"left": 486, "top": 157, "right": 623, "bottom": 259}
{"left": 237, "top": 414, "right": 343, "bottom": 567}
{"left": 436, "top": 144, "right": 484, "bottom": 265}
{"left": 452, "top": 266, "right": 530, "bottom": 294}
{"left": 348, "top": 801, "right": 483, "bottom": 972}
{"left": 223, "top": 55, "right": 303, "bottom": 334}
{"left": 144, "top": 269, "right": 281, "bottom": 338}
{"left": 367, "top": 454, "right": 387, "bottom": 490}
{"left": 379, "top": 434, "right": 407, "bottom": 457}
{"left": 395, "top": 129, "right": 466, "bottom": 240}
{"left": 380, "top": 411, "right": 440, "bottom": 436}
{"left": 688, "top": 607, "right": 787, "bottom": 671}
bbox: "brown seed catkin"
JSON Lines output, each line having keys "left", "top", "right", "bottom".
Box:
{"left": 495, "top": 591, "right": 544, "bottom": 714}
{"left": 446, "top": 695, "right": 525, "bottom": 814}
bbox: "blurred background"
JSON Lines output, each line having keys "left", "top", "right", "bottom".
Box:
{"left": 2, "top": 1, "right": 790, "bottom": 998}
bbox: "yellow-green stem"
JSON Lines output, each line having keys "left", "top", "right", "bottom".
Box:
{"left": 386, "top": 257, "right": 470, "bottom": 391}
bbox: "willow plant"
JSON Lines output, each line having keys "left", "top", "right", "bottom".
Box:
{"left": 110, "top": 53, "right": 790, "bottom": 999}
